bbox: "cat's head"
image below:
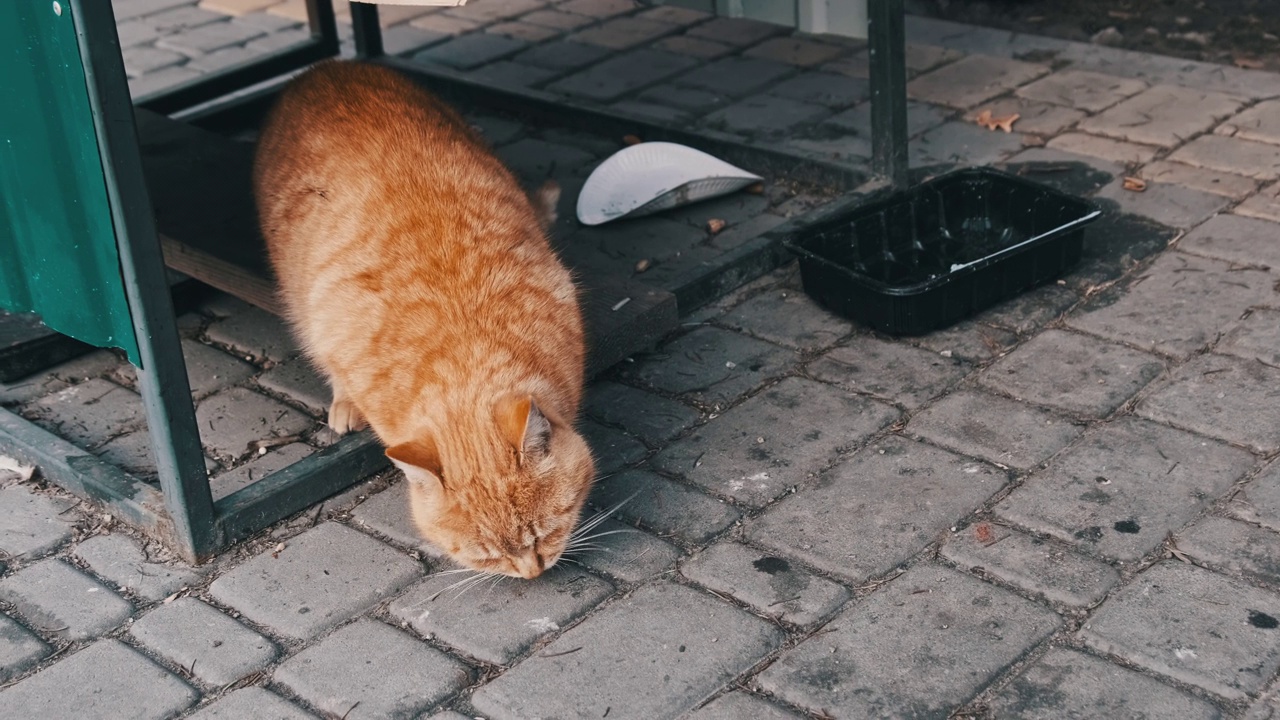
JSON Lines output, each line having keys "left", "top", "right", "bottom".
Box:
{"left": 387, "top": 394, "right": 595, "bottom": 579}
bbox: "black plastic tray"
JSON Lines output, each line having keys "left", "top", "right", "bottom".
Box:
{"left": 783, "top": 167, "right": 1101, "bottom": 336}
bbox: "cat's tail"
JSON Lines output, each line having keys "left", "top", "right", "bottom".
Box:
{"left": 531, "top": 180, "right": 560, "bottom": 231}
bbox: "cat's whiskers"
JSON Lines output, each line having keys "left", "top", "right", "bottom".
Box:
{"left": 570, "top": 493, "right": 637, "bottom": 544}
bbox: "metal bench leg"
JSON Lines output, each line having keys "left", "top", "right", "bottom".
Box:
{"left": 351, "top": 2, "right": 384, "bottom": 59}
{"left": 869, "top": 0, "right": 909, "bottom": 188}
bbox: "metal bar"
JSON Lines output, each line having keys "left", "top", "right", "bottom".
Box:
{"left": 350, "top": 2, "right": 384, "bottom": 59}
{"left": 868, "top": 0, "right": 909, "bottom": 188}
{"left": 72, "top": 0, "right": 216, "bottom": 563}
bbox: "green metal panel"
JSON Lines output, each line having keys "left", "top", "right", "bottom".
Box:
{"left": 0, "top": 1, "right": 139, "bottom": 364}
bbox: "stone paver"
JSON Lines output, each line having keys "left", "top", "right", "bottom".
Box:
{"left": 590, "top": 469, "right": 740, "bottom": 546}
{"left": 349, "top": 481, "right": 439, "bottom": 556}
{"left": 0, "top": 559, "right": 132, "bottom": 641}
{"left": 705, "top": 94, "right": 831, "bottom": 138}
{"left": 208, "top": 522, "right": 421, "bottom": 640}
{"left": 485, "top": 22, "right": 560, "bottom": 45}
{"left": 767, "top": 71, "right": 868, "bottom": 109}
{"left": 680, "top": 541, "right": 849, "bottom": 626}
{"left": 717, "top": 288, "right": 852, "bottom": 352}
{"left": 95, "top": 428, "right": 218, "bottom": 480}
{"left": 964, "top": 97, "right": 1085, "bottom": 137}
{"left": 979, "top": 329, "right": 1165, "bottom": 418}
{"left": 748, "top": 436, "right": 1007, "bottom": 582}
{"left": 1069, "top": 252, "right": 1273, "bottom": 360}
{"left": 274, "top": 619, "right": 470, "bottom": 720}
{"left": 412, "top": 32, "right": 528, "bottom": 70}
{"left": 1170, "top": 135, "right": 1280, "bottom": 181}
{"left": 188, "top": 687, "right": 315, "bottom": 720}
{"left": 974, "top": 283, "right": 1082, "bottom": 335}
{"left": 913, "top": 318, "right": 1020, "bottom": 364}
{"left": 807, "top": 337, "right": 970, "bottom": 409}
{"left": 570, "top": 16, "right": 673, "bottom": 50}
{"left": 744, "top": 37, "right": 844, "bottom": 67}
{"left": 581, "top": 420, "right": 648, "bottom": 474}
{"left": 685, "top": 16, "right": 785, "bottom": 46}
{"left": 676, "top": 56, "right": 794, "bottom": 98}
{"left": 689, "top": 692, "right": 804, "bottom": 720}
{"left": 758, "top": 564, "right": 1060, "bottom": 716}
{"left": 0, "top": 485, "right": 78, "bottom": 560}
{"left": 1083, "top": 561, "right": 1280, "bottom": 701}
{"left": 1079, "top": 85, "right": 1244, "bottom": 148}
{"left": 1180, "top": 515, "right": 1280, "bottom": 592}
{"left": 1047, "top": 132, "right": 1160, "bottom": 165}
{"left": 210, "top": 442, "right": 315, "bottom": 501}
{"left": 822, "top": 99, "right": 950, "bottom": 139}
{"left": 997, "top": 417, "right": 1253, "bottom": 561}
{"left": 205, "top": 306, "right": 296, "bottom": 363}
{"left": 941, "top": 525, "right": 1120, "bottom": 607}
{"left": 73, "top": 533, "right": 200, "bottom": 602}
{"left": 389, "top": 566, "right": 613, "bottom": 664}
{"left": 572, "top": 518, "right": 681, "bottom": 583}
{"left": 547, "top": 48, "right": 697, "bottom": 102}
{"left": 257, "top": 358, "right": 330, "bottom": 414}
{"left": 0, "top": 639, "right": 197, "bottom": 720}
{"left": 1094, "top": 176, "right": 1231, "bottom": 229}
{"left": 1220, "top": 307, "right": 1280, "bottom": 366}
{"left": 618, "top": 326, "right": 796, "bottom": 409}
{"left": 912, "top": 119, "right": 1027, "bottom": 167}
{"left": 130, "top": 597, "right": 276, "bottom": 687}
{"left": 472, "top": 582, "right": 783, "bottom": 719}
{"left": 1224, "top": 99, "right": 1280, "bottom": 146}
{"left": 907, "top": 54, "right": 1049, "bottom": 109}
{"left": 29, "top": 378, "right": 143, "bottom": 449}
{"left": 0, "top": 614, "right": 49, "bottom": 683}
{"left": 1231, "top": 460, "right": 1280, "bottom": 533}
{"left": 1237, "top": 181, "right": 1280, "bottom": 223}
{"left": 653, "top": 377, "right": 898, "bottom": 508}
{"left": 1142, "top": 161, "right": 1259, "bottom": 200}
{"left": 990, "top": 647, "right": 1221, "bottom": 719}
{"left": 908, "top": 389, "right": 1084, "bottom": 471}
{"left": 157, "top": 19, "right": 267, "bottom": 55}
{"left": 195, "top": 387, "right": 312, "bottom": 461}
{"left": 1179, "top": 213, "right": 1280, "bottom": 270}
{"left": 1139, "top": 352, "right": 1280, "bottom": 454}
{"left": 1016, "top": 69, "right": 1148, "bottom": 113}
{"left": 512, "top": 40, "right": 613, "bottom": 71}
{"left": 584, "top": 381, "right": 700, "bottom": 446}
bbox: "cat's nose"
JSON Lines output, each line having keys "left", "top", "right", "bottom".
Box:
{"left": 512, "top": 551, "right": 544, "bottom": 579}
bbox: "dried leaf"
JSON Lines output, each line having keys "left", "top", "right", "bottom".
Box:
{"left": 0, "top": 455, "right": 35, "bottom": 482}
{"left": 974, "top": 523, "right": 995, "bottom": 544}
{"left": 634, "top": 259, "right": 650, "bottom": 273}
{"left": 271, "top": 542, "right": 285, "bottom": 559}
{"left": 706, "top": 218, "right": 727, "bottom": 234}
{"left": 1234, "top": 57, "right": 1265, "bottom": 70}
{"left": 974, "top": 109, "right": 1019, "bottom": 133}
{"left": 1122, "top": 176, "right": 1147, "bottom": 192}
{"left": 745, "top": 181, "right": 765, "bottom": 195}
{"left": 622, "top": 134, "right": 642, "bottom": 146}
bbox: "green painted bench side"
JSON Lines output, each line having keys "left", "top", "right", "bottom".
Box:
{"left": 0, "top": 1, "right": 139, "bottom": 365}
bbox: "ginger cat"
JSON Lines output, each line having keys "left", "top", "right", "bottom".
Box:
{"left": 253, "top": 61, "right": 595, "bottom": 579}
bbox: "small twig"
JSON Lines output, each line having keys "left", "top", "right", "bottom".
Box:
{"left": 540, "top": 646, "right": 583, "bottom": 659}
{"left": 340, "top": 701, "right": 361, "bottom": 720}
{"left": 246, "top": 434, "right": 302, "bottom": 453}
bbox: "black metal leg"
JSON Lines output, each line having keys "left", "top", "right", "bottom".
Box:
{"left": 868, "top": 0, "right": 909, "bottom": 188}
{"left": 350, "top": 1, "right": 384, "bottom": 59}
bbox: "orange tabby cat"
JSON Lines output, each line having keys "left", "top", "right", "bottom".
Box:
{"left": 253, "top": 60, "right": 595, "bottom": 579}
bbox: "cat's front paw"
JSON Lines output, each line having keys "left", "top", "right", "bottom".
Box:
{"left": 327, "top": 398, "right": 368, "bottom": 435}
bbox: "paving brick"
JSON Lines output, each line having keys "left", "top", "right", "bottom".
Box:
{"left": 907, "top": 54, "right": 1048, "bottom": 110}
{"left": 1079, "top": 85, "right": 1245, "bottom": 148}
{"left": 0, "top": 639, "right": 197, "bottom": 719}
{"left": 123, "top": 339, "right": 254, "bottom": 400}
{"left": 188, "top": 687, "right": 315, "bottom": 720}
{"left": 0, "top": 614, "right": 49, "bottom": 683}
{"left": 584, "top": 381, "right": 699, "bottom": 446}
{"left": 1220, "top": 307, "right": 1280, "bottom": 367}
{"left": 706, "top": 213, "right": 788, "bottom": 251}
{"left": 807, "top": 337, "right": 969, "bottom": 409}
{"left": 129, "top": 64, "right": 204, "bottom": 98}
{"left": 547, "top": 48, "right": 697, "bottom": 102}
{"left": 654, "top": 377, "right": 898, "bottom": 508}
{"left": 635, "top": 5, "right": 709, "bottom": 25}
{"left": 114, "top": 0, "right": 201, "bottom": 22}
{"left": 1222, "top": 99, "right": 1280, "bottom": 146}
{"left": 1069, "top": 252, "right": 1273, "bottom": 360}
{"left": 73, "top": 533, "right": 200, "bottom": 602}
{"left": 980, "top": 329, "right": 1165, "bottom": 418}
{"left": 195, "top": 387, "right": 313, "bottom": 461}
{"left": 257, "top": 358, "right": 329, "bottom": 414}
{"left": 350, "top": 480, "right": 438, "bottom": 556}
{"left": 240, "top": 26, "right": 312, "bottom": 55}
{"left": 412, "top": 32, "right": 528, "bottom": 70}
{"left": 964, "top": 96, "right": 1085, "bottom": 137}
{"left": 0, "top": 485, "right": 78, "bottom": 560}
{"left": 408, "top": 12, "right": 483, "bottom": 35}
{"left": 1138, "top": 352, "right": 1280, "bottom": 454}
{"left": 157, "top": 19, "right": 267, "bottom": 55}
{"left": 744, "top": 37, "right": 845, "bottom": 67}
{"left": 199, "top": 0, "right": 280, "bottom": 15}
{"left": 618, "top": 327, "right": 796, "bottom": 409}
{"left": 749, "top": 436, "right": 1006, "bottom": 582}
{"left": 485, "top": 21, "right": 560, "bottom": 43}
{"left": 1083, "top": 561, "right": 1280, "bottom": 701}
{"left": 717, "top": 288, "right": 852, "bottom": 353}
{"left": 472, "top": 582, "right": 783, "bottom": 719}
{"left": 572, "top": 518, "right": 680, "bottom": 582}
{"left": 94, "top": 429, "right": 219, "bottom": 480}
{"left": 1249, "top": 692, "right": 1280, "bottom": 720}
{"left": 511, "top": 40, "right": 613, "bottom": 71}
{"left": 912, "top": 319, "right": 1019, "bottom": 364}
{"left": 581, "top": 420, "right": 647, "bottom": 475}
{"left": 1016, "top": 69, "right": 1148, "bottom": 113}
{"left": 1179, "top": 213, "right": 1280, "bottom": 269}
{"left": 275, "top": 619, "right": 469, "bottom": 718}
{"left": 758, "top": 564, "right": 1059, "bottom": 716}
{"left": 909, "top": 389, "right": 1083, "bottom": 471}
{"left": 654, "top": 35, "right": 732, "bottom": 59}
{"left": 911, "top": 120, "right": 1027, "bottom": 168}
{"left": 996, "top": 417, "right": 1252, "bottom": 561}
{"left": 941, "top": 526, "right": 1119, "bottom": 607}
{"left": 637, "top": 83, "right": 731, "bottom": 111}
{"left": 28, "top": 378, "right": 143, "bottom": 449}
{"left": 208, "top": 522, "right": 421, "bottom": 640}
{"left": 1237, "top": 181, "right": 1280, "bottom": 223}
{"left": 676, "top": 56, "right": 794, "bottom": 98}
{"left": 467, "top": 114, "right": 524, "bottom": 145}
{"left": 0, "top": 559, "right": 132, "bottom": 642}
{"left": 1047, "top": 132, "right": 1160, "bottom": 165}
{"left": 389, "top": 566, "right": 613, "bottom": 664}
{"left": 122, "top": 44, "right": 188, "bottom": 77}
{"left": 1141, "top": 160, "right": 1259, "bottom": 200}
{"left": 555, "top": 0, "right": 636, "bottom": 18}
{"left": 705, "top": 94, "right": 831, "bottom": 138}
{"left": 1179, "top": 515, "right": 1280, "bottom": 592}
{"left": 335, "top": 2, "right": 435, "bottom": 27}
{"left": 0, "top": 372, "right": 67, "bottom": 408}
{"left": 765, "top": 71, "right": 868, "bottom": 110}
{"left": 1095, "top": 176, "right": 1231, "bottom": 229}
{"left": 494, "top": 137, "right": 596, "bottom": 181}
{"left": 689, "top": 692, "right": 804, "bottom": 720}
{"left": 372, "top": 23, "right": 448, "bottom": 55}
{"left": 821, "top": 99, "right": 951, "bottom": 139}
{"left": 590, "top": 469, "right": 741, "bottom": 545}
{"left": 681, "top": 541, "right": 849, "bottom": 626}
{"left": 130, "top": 597, "right": 276, "bottom": 687}
{"left": 205, "top": 306, "right": 297, "bottom": 363}
{"left": 234, "top": 7, "right": 302, "bottom": 31}
{"left": 990, "top": 647, "right": 1221, "bottom": 719}
{"left": 685, "top": 16, "right": 786, "bottom": 47}
{"left": 1170, "top": 135, "right": 1280, "bottom": 181}
{"left": 976, "top": 284, "right": 1082, "bottom": 335}
{"left": 570, "top": 16, "right": 673, "bottom": 50}
{"left": 519, "top": 8, "right": 594, "bottom": 31}
{"left": 211, "top": 442, "right": 314, "bottom": 501}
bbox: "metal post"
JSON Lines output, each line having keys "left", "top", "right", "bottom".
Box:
{"left": 351, "top": 2, "right": 384, "bottom": 59}
{"left": 73, "top": 0, "right": 216, "bottom": 562}
{"left": 868, "top": 0, "right": 909, "bottom": 188}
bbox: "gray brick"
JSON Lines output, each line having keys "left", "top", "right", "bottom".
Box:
{"left": 274, "top": 619, "right": 470, "bottom": 719}
{"left": 635, "top": 5, "right": 710, "bottom": 25}
{"left": 232, "top": 11, "right": 304, "bottom": 32}
{"left": 570, "top": 17, "right": 674, "bottom": 50}
{"left": 706, "top": 94, "right": 830, "bottom": 137}
{"left": 73, "top": 533, "right": 201, "bottom": 602}
{"left": 1142, "top": 161, "right": 1258, "bottom": 200}
{"left": 257, "top": 358, "right": 330, "bottom": 415}
{"left": 472, "top": 582, "right": 783, "bottom": 719}
{"left": 748, "top": 437, "right": 1006, "bottom": 582}
{"left": 584, "top": 381, "right": 699, "bottom": 445}
{"left": 908, "top": 54, "right": 1049, "bottom": 109}
{"left": 685, "top": 16, "right": 786, "bottom": 46}
{"left": 211, "top": 442, "right": 315, "bottom": 501}
{"left": 485, "top": 21, "right": 561, "bottom": 43}
{"left": 389, "top": 566, "right": 613, "bottom": 664}
{"left": 141, "top": 5, "right": 227, "bottom": 35}
{"left": 520, "top": 9, "right": 595, "bottom": 31}
{"left": 689, "top": 693, "right": 804, "bottom": 720}
{"left": 351, "top": 481, "right": 438, "bottom": 556}
{"left": 909, "top": 389, "right": 1083, "bottom": 471}
{"left": 807, "top": 337, "right": 970, "bottom": 410}
{"left": 1237, "top": 181, "right": 1280, "bottom": 223}
{"left": 706, "top": 213, "right": 787, "bottom": 251}
{"left": 1171, "top": 135, "right": 1280, "bottom": 181}
{"left": 996, "top": 417, "right": 1252, "bottom": 561}
{"left": 208, "top": 522, "right": 422, "bottom": 640}
{"left": 1180, "top": 213, "right": 1280, "bottom": 270}
{"left": 130, "top": 65, "right": 204, "bottom": 99}
{"left": 1082, "top": 561, "right": 1280, "bottom": 701}
{"left": 990, "top": 648, "right": 1221, "bottom": 719}
{"left": 0, "top": 640, "right": 197, "bottom": 720}
{"left": 1248, "top": 690, "right": 1280, "bottom": 720}
{"left": 548, "top": 49, "right": 697, "bottom": 102}
{"left": 512, "top": 40, "right": 613, "bottom": 71}
{"left": 637, "top": 83, "right": 732, "bottom": 112}
{"left": 1138, "top": 353, "right": 1280, "bottom": 454}
{"left": 0, "top": 372, "right": 67, "bottom": 408}
{"left": 681, "top": 542, "right": 849, "bottom": 626}
{"left": 1221, "top": 307, "right": 1280, "bottom": 367}
{"left": 940, "top": 526, "right": 1119, "bottom": 607}
{"left": 821, "top": 99, "right": 951, "bottom": 139}
{"left": 188, "top": 687, "right": 315, "bottom": 720}
{"left": 572, "top": 518, "right": 681, "bottom": 582}
{"left": 408, "top": 13, "right": 483, "bottom": 36}
{"left": 566, "top": 215, "right": 705, "bottom": 265}
{"left": 1179, "top": 516, "right": 1280, "bottom": 592}
{"left": 0, "top": 559, "right": 133, "bottom": 642}
{"left": 494, "top": 137, "right": 596, "bottom": 181}
{"left": 766, "top": 71, "right": 868, "bottom": 109}
{"left": 1223, "top": 99, "right": 1280, "bottom": 146}
{"left": 242, "top": 26, "right": 311, "bottom": 54}
{"left": 717, "top": 288, "right": 852, "bottom": 352}
{"left": 590, "top": 469, "right": 741, "bottom": 545}
{"left": 412, "top": 33, "right": 528, "bottom": 70}
{"left": 1016, "top": 69, "right": 1148, "bottom": 113}
{"left": 95, "top": 429, "right": 219, "bottom": 481}
{"left": 618, "top": 327, "right": 797, "bottom": 409}
{"left": 973, "top": 284, "right": 1081, "bottom": 336}
{"left": 443, "top": 0, "right": 546, "bottom": 22}
{"left": 130, "top": 597, "right": 276, "bottom": 687}
{"left": 1079, "top": 85, "right": 1244, "bottom": 148}
{"left": 745, "top": 37, "right": 845, "bottom": 67}
{"left": 654, "top": 35, "right": 733, "bottom": 59}
{"left": 911, "top": 120, "right": 1026, "bottom": 168}
{"left": 556, "top": 0, "right": 637, "bottom": 18}
{"left": 114, "top": 0, "right": 201, "bottom": 22}
{"left": 118, "top": 339, "right": 255, "bottom": 400}
{"left": 195, "top": 387, "right": 313, "bottom": 461}
{"left": 122, "top": 44, "right": 188, "bottom": 77}
{"left": 654, "top": 377, "right": 898, "bottom": 508}
{"left": 380, "top": 23, "right": 449, "bottom": 55}
{"left": 1231, "top": 460, "right": 1280, "bottom": 533}
{"left": 677, "top": 56, "right": 794, "bottom": 98}
{"left": 963, "top": 96, "right": 1086, "bottom": 137}
{"left": 582, "top": 420, "right": 647, "bottom": 474}
{"left": 157, "top": 19, "right": 267, "bottom": 55}
{"left": 204, "top": 306, "right": 296, "bottom": 364}
{"left": 467, "top": 114, "right": 524, "bottom": 145}
{"left": 1094, "top": 176, "right": 1231, "bottom": 229}
{"left": 0, "top": 615, "right": 49, "bottom": 683}
{"left": 758, "top": 564, "right": 1059, "bottom": 716}
{"left": 28, "top": 378, "right": 143, "bottom": 449}
{"left": 468, "top": 60, "right": 557, "bottom": 88}
{"left": 185, "top": 44, "right": 266, "bottom": 73}
{"left": 0, "top": 485, "right": 78, "bottom": 560}
{"left": 912, "top": 319, "right": 1019, "bottom": 364}
{"left": 1068, "top": 252, "right": 1273, "bottom": 360}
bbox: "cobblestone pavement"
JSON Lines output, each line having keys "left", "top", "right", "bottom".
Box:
{"left": 1, "top": 0, "right": 1280, "bottom": 718}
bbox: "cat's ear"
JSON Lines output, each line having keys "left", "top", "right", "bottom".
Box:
{"left": 495, "top": 394, "right": 552, "bottom": 463}
{"left": 386, "top": 437, "right": 444, "bottom": 493}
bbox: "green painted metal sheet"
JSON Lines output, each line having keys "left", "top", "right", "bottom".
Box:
{"left": 0, "top": 1, "right": 139, "bottom": 364}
